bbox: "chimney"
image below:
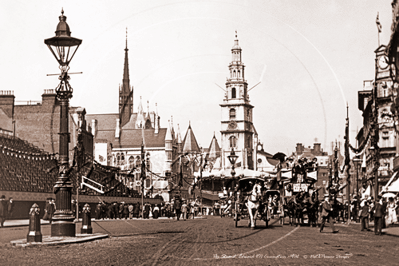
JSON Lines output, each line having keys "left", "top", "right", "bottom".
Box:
{"left": 115, "top": 118, "right": 120, "bottom": 139}
{"left": 314, "top": 143, "right": 321, "bottom": 155}
{"left": 0, "top": 90, "right": 15, "bottom": 118}
{"left": 91, "top": 119, "right": 97, "bottom": 137}
{"left": 296, "top": 143, "right": 304, "bottom": 155}
{"left": 42, "top": 89, "right": 57, "bottom": 106}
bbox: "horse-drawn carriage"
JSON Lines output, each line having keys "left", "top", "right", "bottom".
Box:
{"left": 282, "top": 189, "right": 320, "bottom": 227}
{"left": 233, "top": 177, "right": 281, "bottom": 229}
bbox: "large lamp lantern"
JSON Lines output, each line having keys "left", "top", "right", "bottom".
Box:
{"left": 45, "top": 9, "right": 82, "bottom": 237}
{"left": 228, "top": 148, "right": 238, "bottom": 177}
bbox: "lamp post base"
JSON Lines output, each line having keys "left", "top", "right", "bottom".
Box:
{"left": 51, "top": 218, "right": 76, "bottom": 237}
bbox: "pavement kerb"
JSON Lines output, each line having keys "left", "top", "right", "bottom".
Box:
{"left": 2, "top": 215, "right": 207, "bottom": 228}
{"left": 10, "top": 233, "right": 109, "bottom": 247}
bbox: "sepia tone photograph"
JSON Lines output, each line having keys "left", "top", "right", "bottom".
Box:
{"left": 1, "top": 0, "right": 399, "bottom": 265}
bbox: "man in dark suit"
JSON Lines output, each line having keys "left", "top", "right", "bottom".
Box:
{"left": 360, "top": 199, "right": 369, "bottom": 231}
{"left": 174, "top": 196, "right": 182, "bottom": 221}
{"left": 0, "top": 195, "right": 7, "bottom": 227}
{"left": 373, "top": 196, "right": 385, "bottom": 235}
{"left": 320, "top": 194, "right": 338, "bottom": 233}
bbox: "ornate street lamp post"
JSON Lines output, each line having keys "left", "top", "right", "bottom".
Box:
{"left": 353, "top": 157, "right": 362, "bottom": 222}
{"left": 228, "top": 148, "right": 238, "bottom": 189}
{"left": 45, "top": 9, "right": 82, "bottom": 237}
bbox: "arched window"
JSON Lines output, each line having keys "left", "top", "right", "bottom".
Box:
{"left": 145, "top": 119, "right": 152, "bottom": 129}
{"left": 117, "top": 153, "right": 121, "bottom": 166}
{"left": 229, "top": 136, "right": 237, "bottom": 148}
{"left": 237, "top": 70, "right": 240, "bottom": 78}
{"left": 229, "top": 108, "right": 236, "bottom": 120}
{"left": 121, "top": 153, "right": 125, "bottom": 166}
{"left": 233, "top": 70, "right": 236, "bottom": 77}
{"left": 231, "top": 87, "right": 236, "bottom": 99}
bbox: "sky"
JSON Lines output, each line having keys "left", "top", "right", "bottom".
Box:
{"left": 0, "top": 0, "right": 394, "bottom": 156}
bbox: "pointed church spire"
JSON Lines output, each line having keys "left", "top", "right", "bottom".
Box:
{"left": 165, "top": 120, "right": 173, "bottom": 141}
{"left": 171, "top": 116, "right": 175, "bottom": 140}
{"left": 119, "top": 28, "right": 133, "bottom": 128}
{"left": 182, "top": 123, "right": 200, "bottom": 154}
{"left": 208, "top": 132, "right": 221, "bottom": 160}
{"left": 154, "top": 103, "right": 159, "bottom": 134}
{"left": 177, "top": 124, "right": 182, "bottom": 144}
{"left": 123, "top": 28, "right": 130, "bottom": 89}
{"left": 136, "top": 96, "right": 145, "bottom": 129}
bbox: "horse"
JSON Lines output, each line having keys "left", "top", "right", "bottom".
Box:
{"left": 285, "top": 196, "right": 297, "bottom": 226}
{"left": 245, "top": 181, "right": 263, "bottom": 229}
{"left": 307, "top": 190, "right": 320, "bottom": 227}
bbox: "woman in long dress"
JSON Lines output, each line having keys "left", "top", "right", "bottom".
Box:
{"left": 386, "top": 197, "right": 397, "bottom": 225}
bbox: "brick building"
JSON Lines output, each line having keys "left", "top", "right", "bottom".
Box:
{"left": 0, "top": 89, "right": 93, "bottom": 160}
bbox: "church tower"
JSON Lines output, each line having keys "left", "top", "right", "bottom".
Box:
{"left": 220, "top": 32, "right": 255, "bottom": 170}
{"left": 119, "top": 30, "right": 134, "bottom": 128}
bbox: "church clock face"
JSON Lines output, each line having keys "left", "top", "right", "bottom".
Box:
{"left": 228, "top": 120, "right": 237, "bottom": 130}
{"left": 378, "top": 55, "right": 389, "bottom": 70}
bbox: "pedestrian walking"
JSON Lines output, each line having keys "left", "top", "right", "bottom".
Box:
{"left": 372, "top": 196, "right": 385, "bottom": 235}
{"left": 123, "top": 202, "right": 129, "bottom": 219}
{"left": 174, "top": 196, "right": 182, "bottom": 221}
{"left": 119, "top": 202, "right": 124, "bottom": 219}
{"left": 360, "top": 199, "right": 370, "bottom": 231}
{"left": 320, "top": 195, "right": 338, "bottom": 233}
{"left": 128, "top": 204, "right": 134, "bottom": 219}
{"left": 182, "top": 201, "right": 188, "bottom": 221}
{"left": 144, "top": 202, "right": 150, "bottom": 219}
{"left": 0, "top": 195, "right": 7, "bottom": 227}
{"left": 7, "top": 197, "right": 14, "bottom": 220}
{"left": 95, "top": 202, "right": 102, "bottom": 220}
{"left": 386, "top": 197, "right": 397, "bottom": 226}
{"left": 44, "top": 198, "right": 56, "bottom": 224}
{"left": 153, "top": 204, "right": 159, "bottom": 219}
{"left": 166, "top": 202, "right": 172, "bottom": 219}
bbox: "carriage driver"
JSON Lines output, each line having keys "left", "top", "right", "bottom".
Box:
{"left": 250, "top": 180, "right": 263, "bottom": 202}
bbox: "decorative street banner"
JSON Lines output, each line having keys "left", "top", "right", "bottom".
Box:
{"left": 293, "top": 183, "right": 308, "bottom": 192}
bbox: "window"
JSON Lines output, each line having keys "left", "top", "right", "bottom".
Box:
{"left": 229, "top": 108, "right": 236, "bottom": 120}
{"left": 117, "top": 153, "right": 121, "bottom": 166}
{"left": 231, "top": 87, "right": 236, "bottom": 98}
{"left": 229, "top": 136, "right": 237, "bottom": 148}
{"left": 129, "top": 156, "right": 134, "bottom": 170}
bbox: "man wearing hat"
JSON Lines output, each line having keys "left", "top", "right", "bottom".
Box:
{"left": 360, "top": 198, "right": 370, "bottom": 231}
{"left": 0, "top": 195, "right": 7, "bottom": 227}
{"left": 372, "top": 196, "right": 385, "bottom": 235}
{"left": 320, "top": 194, "right": 338, "bottom": 233}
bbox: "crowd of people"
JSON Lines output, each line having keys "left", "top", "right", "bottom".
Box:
{"left": 315, "top": 193, "right": 399, "bottom": 235}
{"left": 0, "top": 195, "right": 14, "bottom": 227}
{"left": 93, "top": 196, "right": 203, "bottom": 221}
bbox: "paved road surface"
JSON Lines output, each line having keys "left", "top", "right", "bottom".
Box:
{"left": 0, "top": 216, "right": 398, "bottom": 265}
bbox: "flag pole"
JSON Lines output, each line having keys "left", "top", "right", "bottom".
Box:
{"left": 376, "top": 12, "right": 382, "bottom": 47}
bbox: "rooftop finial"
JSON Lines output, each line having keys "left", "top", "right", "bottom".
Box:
{"left": 59, "top": 8, "right": 66, "bottom": 22}
{"left": 125, "top": 27, "right": 128, "bottom": 50}
{"left": 235, "top": 30, "right": 237, "bottom": 39}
